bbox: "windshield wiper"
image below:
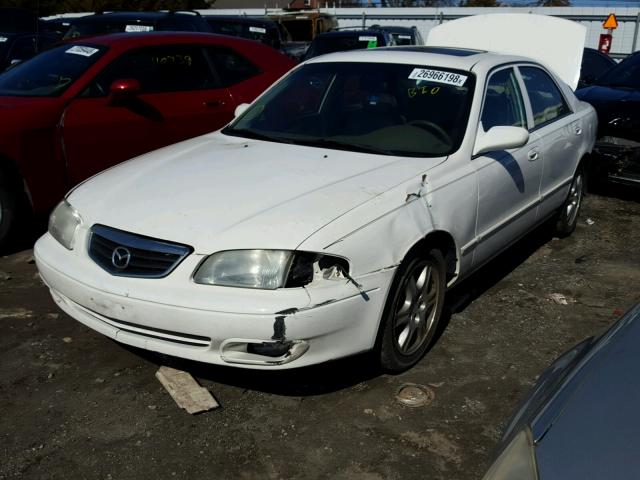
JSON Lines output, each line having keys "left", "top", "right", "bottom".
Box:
{"left": 291, "top": 138, "right": 395, "bottom": 156}
{"left": 222, "top": 127, "right": 295, "bottom": 144}
{"left": 222, "top": 129, "right": 397, "bottom": 155}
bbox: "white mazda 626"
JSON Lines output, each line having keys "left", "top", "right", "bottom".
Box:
{"left": 35, "top": 32, "right": 596, "bottom": 371}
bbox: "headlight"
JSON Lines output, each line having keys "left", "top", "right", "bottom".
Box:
{"left": 48, "top": 200, "right": 82, "bottom": 250}
{"left": 194, "top": 250, "right": 293, "bottom": 289}
{"left": 482, "top": 428, "right": 539, "bottom": 480}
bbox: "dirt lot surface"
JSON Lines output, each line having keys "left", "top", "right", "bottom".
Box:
{"left": 1, "top": 192, "right": 638, "bottom": 480}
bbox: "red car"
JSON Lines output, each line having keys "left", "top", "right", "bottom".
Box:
{"left": 0, "top": 32, "right": 294, "bottom": 247}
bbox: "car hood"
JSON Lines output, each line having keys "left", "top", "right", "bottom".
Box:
{"left": 576, "top": 86, "right": 640, "bottom": 141}
{"left": 68, "top": 132, "right": 444, "bottom": 254}
{"left": 534, "top": 305, "right": 640, "bottom": 479}
{"left": 0, "top": 96, "right": 56, "bottom": 108}
{"left": 576, "top": 84, "right": 640, "bottom": 103}
{"left": 427, "top": 13, "right": 586, "bottom": 89}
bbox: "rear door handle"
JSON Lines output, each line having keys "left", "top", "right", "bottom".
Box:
{"left": 574, "top": 126, "right": 582, "bottom": 135}
{"left": 528, "top": 149, "right": 539, "bottom": 161}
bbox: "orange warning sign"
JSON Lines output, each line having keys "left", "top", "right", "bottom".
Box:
{"left": 603, "top": 13, "right": 618, "bottom": 30}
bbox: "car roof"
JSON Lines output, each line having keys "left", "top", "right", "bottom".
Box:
{"left": 204, "top": 16, "right": 278, "bottom": 26}
{"left": 582, "top": 47, "right": 616, "bottom": 65}
{"left": 305, "top": 46, "right": 527, "bottom": 73}
{"left": 66, "top": 31, "right": 246, "bottom": 47}
{"left": 371, "top": 25, "right": 416, "bottom": 33}
{"left": 73, "top": 11, "right": 200, "bottom": 23}
{"left": 315, "top": 29, "right": 387, "bottom": 39}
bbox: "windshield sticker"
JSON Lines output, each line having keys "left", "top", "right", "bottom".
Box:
{"left": 152, "top": 55, "right": 193, "bottom": 67}
{"left": 408, "top": 85, "right": 441, "bottom": 98}
{"left": 0, "top": 36, "right": 7, "bottom": 43}
{"left": 249, "top": 26, "right": 267, "bottom": 34}
{"left": 125, "top": 24, "right": 154, "bottom": 32}
{"left": 408, "top": 68, "right": 467, "bottom": 87}
{"left": 359, "top": 36, "right": 377, "bottom": 42}
{"left": 65, "top": 46, "right": 99, "bottom": 57}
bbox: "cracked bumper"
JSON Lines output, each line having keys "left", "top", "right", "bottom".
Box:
{"left": 35, "top": 233, "right": 394, "bottom": 369}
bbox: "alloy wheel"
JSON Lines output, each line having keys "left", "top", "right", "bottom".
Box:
{"left": 393, "top": 261, "right": 440, "bottom": 356}
{"left": 565, "top": 173, "right": 583, "bottom": 226}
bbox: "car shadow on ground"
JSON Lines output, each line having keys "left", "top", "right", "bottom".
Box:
{"left": 0, "top": 216, "right": 45, "bottom": 256}
{"left": 140, "top": 347, "right": 382, "bottom": 397}
{"left": 133, "top": 220, "right": 557, "bottom": 397}
{"left": 588, "top": 182, "right": 639, "bottom": 203}
{"left": 445, "top": 220, "right": 556, "bottom": 317}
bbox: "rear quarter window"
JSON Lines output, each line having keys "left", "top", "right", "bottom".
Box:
{"left": 206, "top": 47, "right": 261, "bottom": 86}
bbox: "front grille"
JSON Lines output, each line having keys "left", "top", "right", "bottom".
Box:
{"left": 88, "top": 224, "right": 192, "bottom": 278}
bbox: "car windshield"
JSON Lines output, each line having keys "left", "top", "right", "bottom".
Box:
{"left": 65, "top": 20, "right": 156, "bottom": 38}
{"left": 208, "top": 20, "right": 278, "bottom": 47}
{"left": 307, "top": 34, "right": 384, "bottom": 58}
{"left": 0, "top": 43, "right": 107, "bottom": 97}
{"left": 224, "top": 62, "right": 475, "bottom": 157}
{"left": 391, "top": 33, "right": 414, "bottom": 45}
{"left": 595, "top": 53, "right": 640, "bottom": 89}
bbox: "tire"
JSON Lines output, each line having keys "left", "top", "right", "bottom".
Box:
{"left": 379, "top": 248, "right": 446, "bottom": 373}
{"left": 554, "top": 166, "right": 584, "bottom": 237}
{"left": 0, "top": 169, "right": 18, "bottom": 250}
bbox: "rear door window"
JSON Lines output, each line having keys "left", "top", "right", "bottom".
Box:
{"left": 8, "top": 35, "right": 37, "bottom": 63}
{"left": 519, "top": 66, "right": 571, "bottom": 129}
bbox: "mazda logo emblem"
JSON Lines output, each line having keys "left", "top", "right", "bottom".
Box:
{"left": 111, "top": 246, "right": 131, "bottom": 270}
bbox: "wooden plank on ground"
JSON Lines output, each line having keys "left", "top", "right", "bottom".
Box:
{"left": 155, "top": 366, "right": 219, "bottom": 414}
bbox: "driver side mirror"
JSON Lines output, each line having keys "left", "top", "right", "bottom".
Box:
{"left": 473, "top": 126, "right": 529, "bottom": 157}
{"left": 234, "top": 103, "right": 250, "bottom": 118}
{"left": 4, "top": 59, "right": 22, "bottom": 71}
{"left": 108, "top": 78, "right": 141, "bottom": 105}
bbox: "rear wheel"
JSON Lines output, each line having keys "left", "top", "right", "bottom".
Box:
{"left": 555, "top": 166, "right": 584, "bottom": 237}
{"left": 379, "top": 249, "right": 446, "bottom": 373}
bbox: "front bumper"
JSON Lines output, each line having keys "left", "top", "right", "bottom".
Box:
{"left": 591, "top": 137, "right": 640, "bottom": 187}
{"left": 35, "top": 231, "right": 394, "bottom": 369}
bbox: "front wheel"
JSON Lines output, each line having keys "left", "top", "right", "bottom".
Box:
{"left": 0, "top": 171, "right": 18, "bottom": 250}
{"left": 554, "top": 166, "right": 584, "bottom": 237}
{"left": 379, "top": 249, "right": 446, "bottom": 373}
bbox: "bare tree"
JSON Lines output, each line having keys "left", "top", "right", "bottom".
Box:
{"left": 537, "top": 0, "right": 570, "bottom": 5}
{"left": 381, "top": 0, "right": 457, "bottom": 6}
{"left": 460, "top": 0, "right": 501, "bottom": 6}
{"left": 4, "top": 0, "right": 209, "bottom": 16}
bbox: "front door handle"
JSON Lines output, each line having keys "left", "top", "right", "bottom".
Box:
{"left": 528, "top": 149, "right": 539, "bottom": 161}
{"left": 204, "top": 100, "right": 224, "bottom": 108}
{"left": 574, "top": 126, "right": 582, "bottom": 135}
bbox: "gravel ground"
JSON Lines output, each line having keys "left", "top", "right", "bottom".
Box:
{"left": 1, "top": 192, "right": 638, "bottom": 480}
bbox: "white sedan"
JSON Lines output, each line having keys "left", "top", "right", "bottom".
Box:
{"left": 35, "top": 45, "right": 596, "bottom": 371}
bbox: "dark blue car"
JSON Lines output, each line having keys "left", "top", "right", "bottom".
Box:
{"left": 484, "top": 304, "right": 640, "bottom": 479}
